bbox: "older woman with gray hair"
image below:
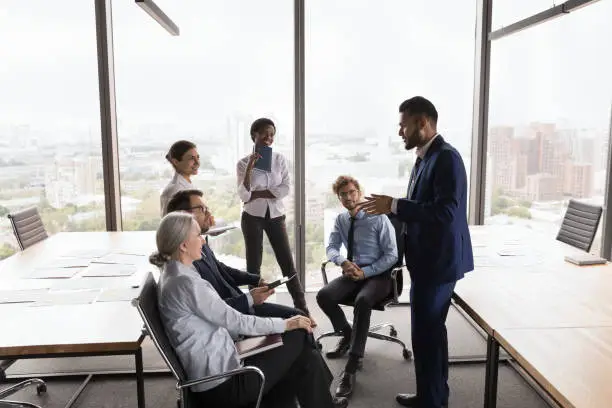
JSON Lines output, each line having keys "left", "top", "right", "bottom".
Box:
{"left": 151, "top": 212, "right": 348, "bottom": 408}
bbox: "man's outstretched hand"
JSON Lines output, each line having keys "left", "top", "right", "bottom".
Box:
{"left": 357, "top": 194, "right": 393, "bottom": 215}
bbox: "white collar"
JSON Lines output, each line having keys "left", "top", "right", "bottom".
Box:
{"left": 172, "top": 171, "right": 193, "bottom": 187}
{"left": 416, "top": 133, "right": 440, "bottom": 159}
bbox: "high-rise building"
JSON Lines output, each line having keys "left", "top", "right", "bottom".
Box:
{"left": 564, "top": 162, "right": 593, "bottom": 198}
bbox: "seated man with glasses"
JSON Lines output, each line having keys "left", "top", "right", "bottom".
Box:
{"left": 316, "top": 175, "right": 398, "bottom": 400}
{"left": 166, "top": 189, "right": 304, "bottom": 319}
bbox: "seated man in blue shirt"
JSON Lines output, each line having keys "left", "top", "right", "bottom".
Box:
{"left": 167, "top": 189, "right": 303, "bottom": 319}
{"left": 317, "top": 175, "right": 398, "bottom": 399}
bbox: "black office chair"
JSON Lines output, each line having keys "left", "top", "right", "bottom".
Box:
{"left": 0, "top": 375, "right": 46, "bottom": 408}
{"left": 2, "top": 208, "right": 48, "bottom": 407}
{"left": 556, "top": 199, "right": 602, "bottom": 252}
{"left": 133, "top": 273, "right": 265, "bottom": 408}
{"left": 315, "top": 215, "right": 412, "bottom": 361}
{"left": 7, "top": 207, "right": 48, "bottom": 251}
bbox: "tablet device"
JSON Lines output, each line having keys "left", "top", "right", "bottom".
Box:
{"left": 267, "top": 273, "right": 296, "bottom": 289}
{"left": 254, "top": 145, "right": 272, "bottom": 172}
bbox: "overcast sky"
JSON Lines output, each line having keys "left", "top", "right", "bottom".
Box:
{"left": 0, "top": 0, "right": 610, "bottom": 149}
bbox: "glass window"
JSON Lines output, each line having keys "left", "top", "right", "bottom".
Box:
{"left": 492, "top": 0, "right": 558, "bottom": 30}
{"left": 112, "top": 0, "right": 294, "bottom": 281}
{"left": 0, "top": 1, "right": 104, "bottom": 260}
{"left": 485, "top": 0, "right": 612, "bottom": 253}
{"left": 304, "top": 0, "right": 477, "bottom": 288}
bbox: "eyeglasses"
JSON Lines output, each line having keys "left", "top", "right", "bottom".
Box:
{"left": 188, "top": 205, "right": 209, "bottom": 214}
{"left": 339, "top": 190, "right": 359, "bottom": 199}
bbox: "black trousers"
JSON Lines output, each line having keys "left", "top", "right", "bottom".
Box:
{"left": 252, "top": 302, "right": 305, "bottom": 319}
{"left": 193, "top": 330, "right": 335, "bottom": 408}
{"left": 316, "top": 273, "right": 391, "bottom": 360}
{"left": 241, "top": 211, "right": 308, "bottom": 314}
{"left": 410, "top": 280, "right": 456, "bottom": 408}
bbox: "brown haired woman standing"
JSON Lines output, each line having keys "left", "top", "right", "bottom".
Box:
{"left": 160, "top": 140, "right": 199, "bottom": 216}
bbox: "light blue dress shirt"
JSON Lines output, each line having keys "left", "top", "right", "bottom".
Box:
{"left": 326, "top": 210, "right": 398, "bottom": 278}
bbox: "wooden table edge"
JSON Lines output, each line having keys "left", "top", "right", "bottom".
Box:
{"left": 0, "top": 334, "right": 146, "bottom": 358}
{"left": 452, "top": 292, "right": 494, "bottom": 336}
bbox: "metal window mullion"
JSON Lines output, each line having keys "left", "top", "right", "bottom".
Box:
{"left": 294, "top": 0, "right": 306, "bottom": 285}
{"left": 468, "top": 0, "right": 493, "bottom": 225}
{"left": 94, "top": 0, "right": 122, "bottom": 231}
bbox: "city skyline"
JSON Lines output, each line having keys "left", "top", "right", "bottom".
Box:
{"left": 1, "top": 0, "right": 611, "bottom": 285}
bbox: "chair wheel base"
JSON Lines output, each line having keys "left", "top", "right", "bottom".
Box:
{"left": 403, "top": 349, "right": 412, "bottom": 360}
{"left": 390, "top": 328, "right": 398, "bottom": 337}
{"left": 36, "top": 384, "right": 46, "bottom": 395}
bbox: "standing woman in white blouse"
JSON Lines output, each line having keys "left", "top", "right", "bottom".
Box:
{"left": 236, "top": 118, "right": 311, "bottom": 319}
{"left": 160, "top": 140, "right": 199, "bottom": 216}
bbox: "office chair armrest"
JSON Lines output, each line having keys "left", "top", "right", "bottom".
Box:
{"left": 320, "top": 260, "right": 333, "bottom": 285}
{"left": 179, "top": 366, "right": 266, "bottom": 408}
{"left": 390, "top": 266, "right": 403, "bottom": 303}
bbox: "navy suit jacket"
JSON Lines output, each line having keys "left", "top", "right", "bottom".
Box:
{"left": 396, "top": 135, "right": 474, "bottom": 285}
{"left": 193, "top": 244, "right": 261, "bottom": 314}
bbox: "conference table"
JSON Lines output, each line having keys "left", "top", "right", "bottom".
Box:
{"left": 0, "top": 231, "right": 157, "bottom": 408}
{"left": 455, "top": 225, "right": 612, "bottom": 408}
{"left": 3, "top": 225, "right": 611, "bottom": 408}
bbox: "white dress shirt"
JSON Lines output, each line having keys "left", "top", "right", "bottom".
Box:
{"left": 391, "top": 133, "right": 439, "bottom": 214}
{"left": 160, "top": 172, "right": 193, "bottom": 216}
{"left": 158, "top": 260, "right": 285, "bottom": 392}
{"left": 236, "top": 152, "right": 290, "bottom": 218}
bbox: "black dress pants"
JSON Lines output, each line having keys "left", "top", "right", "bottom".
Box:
{"left": 241, "top": 210, "right": 308, "bottom": 314}
{"left": 193, "top": 330, "right": 334, "bottom": 408}
{"left": 316, "top": 273, "right": 391, "bottom": 359}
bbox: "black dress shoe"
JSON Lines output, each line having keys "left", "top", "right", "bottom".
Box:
{"left": 335, "top": 371, "right": 356, "bottom": 398}
{"left": 333, "top": 396, "right": 349, "bottom": 408}
{"left": 395, "top": 393, "right": 447, "bottom": 408}
{"left": 326, "top": 335, "right": 351, "bottom": 359}
{"left": 396, "top": 393, "right": 418, "bottom": 407}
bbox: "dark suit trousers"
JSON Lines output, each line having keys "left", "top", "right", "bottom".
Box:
{"left": 316, "top": 273, "right": 391, "bottom": 359}
{"left": 252, "top": 302, "right": 305, "bottom": 319}
{"left": 241, "top": 211, "right": 308, "bottom": 314}
{"left": 193, "top": 329, "right": 335, "bottom": 408}
{"left": 410, "top": 280, "right": 456, "bottom": 408}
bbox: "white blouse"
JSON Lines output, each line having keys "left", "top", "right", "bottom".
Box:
{"left": 236, "top": 152, "right": 290, "bottom": 219}
{"left": 160, "top": 172, "right": 193, "bottom": 216}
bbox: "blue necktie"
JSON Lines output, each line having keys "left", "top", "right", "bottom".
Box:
{"left": 347, "top": 217, "right": 356, "bottom": 262}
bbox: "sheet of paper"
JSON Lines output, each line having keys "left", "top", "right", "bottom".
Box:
{"left": 0, "top": 289, "right": 49, "bottom": 304}
{"left": 82, "top": 263, "right": 137, "bottom": 277}
{"left": 60, "top": 249, "right": 110, "bottom": 259}
{"left": 38, "top": 258, "right": 90, "bottom": 269}
{"left": 50, "top": 277, "right": 141, "bottom": 290}
{"left": 28, "top": 268, "right": 83, "bottom": 279}
{"left": 497, "top": 248, "right": 526, "bottom": 256}
{"left": 30, "top": 289, "right": 101, "bottom": 307}
{"left": 96, "top": 287, "right": 141, "bottom": 302}
{"left": 92, "top": 253, "right": 147, "bottom": 265}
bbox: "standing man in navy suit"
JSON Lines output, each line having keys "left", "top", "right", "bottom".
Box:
{"left": 359, "top": 96, "right": 473, "bottom": 408}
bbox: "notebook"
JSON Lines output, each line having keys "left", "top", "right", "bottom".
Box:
{"left": 254, "top": 145, "right": 272, "bottom": 172}
{"left": 206, "top": 225, "right": 237, "bottom": 236}
{"left": 235, "top": 334, "right": 283, "bottom": 359}
{"left": 564, "top": 253, "right": 607, "bottom": 266}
